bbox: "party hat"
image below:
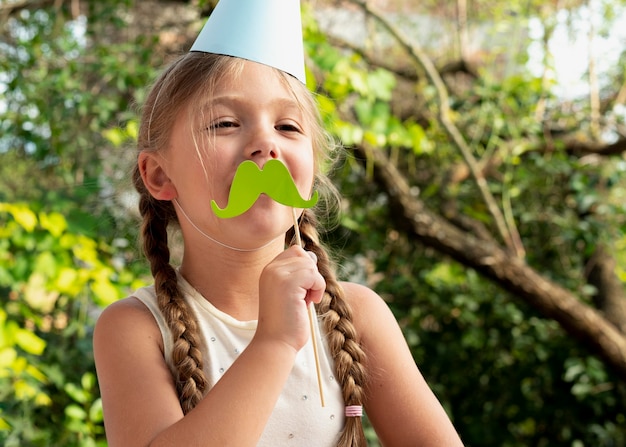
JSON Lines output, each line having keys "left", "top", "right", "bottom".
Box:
{"left": 190, "top": 0, "right": 306, "bottom": 84}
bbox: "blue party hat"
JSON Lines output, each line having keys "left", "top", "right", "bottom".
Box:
{"left": 190, "top": 0, "right": 306, "bottom": 84}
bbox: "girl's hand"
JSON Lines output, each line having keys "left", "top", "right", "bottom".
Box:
{"left": 256, "top": 245, "right": 325, "bottom": 351}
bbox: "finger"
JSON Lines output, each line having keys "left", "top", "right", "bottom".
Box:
{"left": 285, "top": 246, "right": 318, "bottom": 267}
{"left": 305, "top": 270, "right": 326, "bottom": 305}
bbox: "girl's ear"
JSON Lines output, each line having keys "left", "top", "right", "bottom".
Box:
{"left": 138, "top": 151, "right": 177, "bottom": 200}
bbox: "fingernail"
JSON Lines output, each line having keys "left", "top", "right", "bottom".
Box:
{"left": 307, "top": 251, "right": 317, "bottom": 263}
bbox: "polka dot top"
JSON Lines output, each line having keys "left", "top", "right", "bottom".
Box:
{"left": 134, "top": 273, "right": 345, "bottom": 446}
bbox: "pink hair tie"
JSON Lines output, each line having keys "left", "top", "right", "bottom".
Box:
{"left": 345, "top": 405, "right": 363, "bottom": 417}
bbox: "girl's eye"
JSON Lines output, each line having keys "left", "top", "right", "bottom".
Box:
{"left": 276, "top": 122, "right": 301, "bottom": 132}
{"left": 209, "top": 120, "right": 237, "bottom": 130}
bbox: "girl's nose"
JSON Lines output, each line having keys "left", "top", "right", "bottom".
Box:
{"left": 246, "top": 127, "right": 280, "bottom": 160}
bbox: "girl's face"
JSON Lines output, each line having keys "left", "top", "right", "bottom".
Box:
{"left": 165, "top": 60, "right": 316, "bottom": 250}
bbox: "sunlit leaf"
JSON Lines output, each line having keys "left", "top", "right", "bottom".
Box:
{"left": 0, "top": 348, "right": 17, "bottom": 369}
{"left": 89, "top": 398, "right": 104, "bottom": 423}
{"left": 1, "top": 204, "right": 38, "bottom": 232}
{"left": 90, "top": 275, "right": 120, "bottom": 306}
{"left": 65, "top": 383, "right": 89, "bottom": 404}
{"left": 55, "top": 267, "right": 81, "bottom": 295}
{"left": 15, "top": 328, "right": 46, "bottom": 356}
{"left": 39, "top": 211, "right": 67, "bottom": 238}
{"left": 0, "top": 416, "right": 11, "bottom": 431}
{"left": 24, "top": 273, "right": 59, "bottom": 313}
{"left": 65, "top": 404, "right": 87, "bottom": 420}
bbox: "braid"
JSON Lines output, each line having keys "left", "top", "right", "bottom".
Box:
{"left": 289, "top": 209, "right": 368, "bottom": 447}
{"left": 135, "top": 172, "right": 208, "bottom": 414}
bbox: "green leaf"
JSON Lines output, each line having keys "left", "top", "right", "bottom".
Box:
{"left": 39, "top": 211, "right": 67, "bottom": 238}
{"left": 1, "top": 204, "right": 38, "bottom": 232}
{"left": 24, "top": 273, "right": 59, "bottom": 313}
{"left": 54, "top": 267, "right": 81, "bottom": 295}
{"left": 90, "top": 275, "right": 120, "bottom": 306}
{"left": 102, "top": 127, "right": 126, "bottom": 147}
{"left": 89, "top": 398, "right": 104, "bottom": 423}
{"left": 0, "top": 416, "right": 11, "bottom": 431}
{"left": 34, "top": 252, "right": 58, "bottom": 278}
{"left": 367, "top": 68, "right": 396, "bottom": 101}
{"left": 14, "top": 328, "right": 46, "bottom": 356}
{"left": 65, "top": 404, "right": 87, "bottom": 420}
{"left": 65, "top": 383, "right": 89, "bottom": 404}
{"left": 0, "top": 348, "right": 17, "bottom": 370}
{"left": 81, "top": 372, "right": 96, "bottom": 391}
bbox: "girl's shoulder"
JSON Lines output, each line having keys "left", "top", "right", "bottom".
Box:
{"left": 93, "top": 295, "right": 163, "bottom": 352}
{"left": 96, "top": 295, "right": 156, "bottom": 323}
{"left": 338, "top": 281, "right": 397, "bottom": 340}
{"left": 339, "top": 281, "right": 382, "bottom": 308}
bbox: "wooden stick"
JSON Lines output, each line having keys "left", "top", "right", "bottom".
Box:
{"left": 292, "top": 208, "right": 326, "bottom": 407}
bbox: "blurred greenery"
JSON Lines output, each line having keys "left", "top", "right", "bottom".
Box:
{"left": 2, "top": 0, "right": 626, "bottom": 445}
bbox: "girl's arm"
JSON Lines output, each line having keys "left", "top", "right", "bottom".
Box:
{"left": 342, "top": 282, "right": 465, "bottom": 447}
{"left": 94, "top": 246, "right": 324, "bottom": 447}
{"left": 94, "top": 297, "right": 299, "bottom": 446}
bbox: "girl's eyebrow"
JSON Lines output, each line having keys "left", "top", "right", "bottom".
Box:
{"left": 202, "top": 96, "right": 303, "bottom": 114}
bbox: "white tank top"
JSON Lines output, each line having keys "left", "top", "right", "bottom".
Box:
{"left": 134, "top": 274, "right": 345, "bottom": 446}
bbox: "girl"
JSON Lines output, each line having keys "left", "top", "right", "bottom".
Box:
{"left": 94, "top": 49, "right": 463, "bottom": 447}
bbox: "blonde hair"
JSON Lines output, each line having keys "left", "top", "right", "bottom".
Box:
{"left": 133, "top": 52, "right": 367, "bottom": 446}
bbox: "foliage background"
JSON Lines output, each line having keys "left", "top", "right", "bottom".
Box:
{"left": 2, "top": 0, "right": 626, "bottom": 445}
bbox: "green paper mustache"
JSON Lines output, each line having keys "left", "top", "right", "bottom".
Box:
{"left": 211, "top": 159, "right": 319, "bottom": 219}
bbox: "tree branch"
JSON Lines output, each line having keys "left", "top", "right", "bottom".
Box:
{"left": 353, "top": 142, "right": 626, "bottom": 380}
{"left": 563, "top": 136, "right": 626, "bottom": 156}
{"left": 347, "top": 0, "right": 525, "bottom": 258}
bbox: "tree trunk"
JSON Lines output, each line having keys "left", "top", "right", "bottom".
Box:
{"left": 587, "top": 244, "right": 626, "bottom": 334}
